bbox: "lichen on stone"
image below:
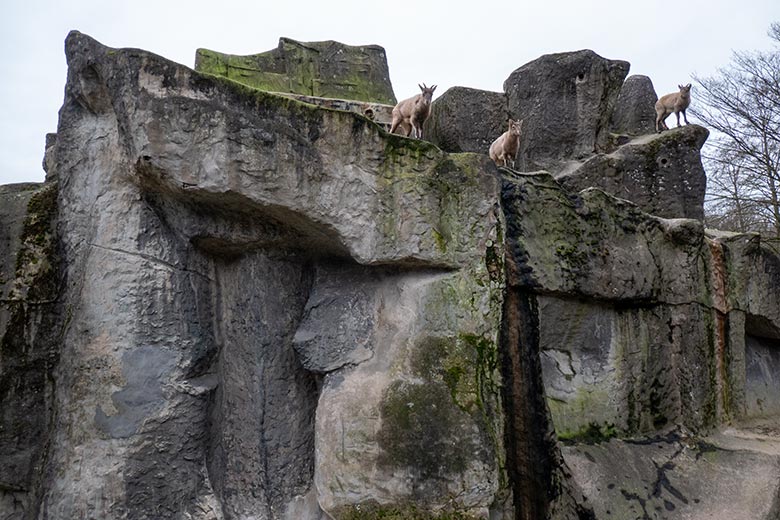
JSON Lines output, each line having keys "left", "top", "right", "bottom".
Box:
{"left": 194, "top": 37, "right": 397, "bottom": 104}
{"left": 9, "top": 182, "right": 59, "bottom": 302}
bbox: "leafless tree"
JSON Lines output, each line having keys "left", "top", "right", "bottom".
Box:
{"left": 693, "top": 22, "right": 780, "bottom": 237}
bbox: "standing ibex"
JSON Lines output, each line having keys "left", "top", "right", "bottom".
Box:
{"left": 489, "top": 119, "right": 523, "bottom": 169}
{"left": 655, "top": 84, "right": 692, "bottom": 132}
{"left": 389, "top": 84, "right": 437, "bottom": 139}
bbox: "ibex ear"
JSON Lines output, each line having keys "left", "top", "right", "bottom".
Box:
{"left": 419, "top": 83, "right": 424, "bottom": 91}
{"left": 508, "top": 118, "right": 514, "bottom": 124}
{"left": 686, "top": 83, "right": 692, "bottom": 89}
{"left": 431, "top": 85, "right": 437, "bottom": 92}
{"left": 678, "top": 84, "right": 684, "bottom": 89}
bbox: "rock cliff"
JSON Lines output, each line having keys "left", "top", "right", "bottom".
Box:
{"left": 1, "top": 32, "right": 779, "bottom": 520}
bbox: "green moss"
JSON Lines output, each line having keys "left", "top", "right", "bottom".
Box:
{"left": 432, "top": 228, "right": 447, "bottom": 253}
{"left": 377, "top": 332, "right": 503, "bottom": 480}
{"left": 12, "top": 183, "right": 59, "bottom": 302}
{"left": 376, "top": 379, "right": 472, "bottom": 477}
{"left": 193, "top": 70, "right": 327, "bottom": 128}
{"left": 557, "top": 421, "right": 618, "bottom": 445}
{"left": 335, "top": 501, "right": 480, "bottom": 520}
{"left": 547, "top": 384, "right": 614, "bottom": 437}
{"left": 194, "top": 41, "right": 396, "bottom": 104}
{"left": 1, "top": 183, "right": 60, "bottom": 357}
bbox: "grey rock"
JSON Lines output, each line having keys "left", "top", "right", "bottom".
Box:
{"left": 563, "top": 432, "right": 780, "bottom": 520}
{"left": 293, "top": 263, "right": 382, "bottom": 373}
{"left": 42, "top": 132, "right": 57, "bottom": 180}
{"left": 423, "top": 86, "right": 508, "bottom": 154}
{"left": 503, "top": 49, "right": 630, "bottom": 172}
{"left": 4, "top": 31, "right": 505, "bottom": 519}
{"left": 609, "top": 74, "right": 658, "bottom": 136}
{"left": 555, "top": 124, "right": 709, "bottom": 220}
{"left": 503, "top": 169, "right": 780, "bottom": 515}
{"left": 4, "top": 29, "right": 780, "bottom": 520}
{"left": 0, "top": 182, "right": 61, "bottom": 518}
{"left": 195, "top": 37, "right": 397, "bottom": 104}
{"left": 745, "top": 334, "right": 780, "bottom": 417}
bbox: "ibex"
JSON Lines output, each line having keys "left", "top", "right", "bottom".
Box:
{"left": 655, "top": 84, "right": 692, "bottom": 132}
{"left": 389, "top": 83, "right": 437, "bottom": 139}
{"left": 489, "top": 119, "right": 523, "bottom": 169}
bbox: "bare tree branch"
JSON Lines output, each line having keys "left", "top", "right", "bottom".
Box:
{"left": 695, "top": 22, "right": 780, "bottom": 237}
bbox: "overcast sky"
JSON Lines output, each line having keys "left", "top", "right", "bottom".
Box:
{"left": 1, "top": 0, "right": 778, "bottom": 185}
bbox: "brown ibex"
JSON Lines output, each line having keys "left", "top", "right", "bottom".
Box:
{"left": 389, "top": 83, "right": 437, "bottom": 139}
{"left": 655, "top": 83, "right": 692, "bottom": 132}
{"left": 489, "top": 119, "right": 523, "bottom": 169}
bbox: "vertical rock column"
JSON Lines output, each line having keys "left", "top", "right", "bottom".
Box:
{"left": 40, "top": 35, "right": 221, "bottom": 518}
{"left": 208, "top": 253, "right": 318, "bottom": 519}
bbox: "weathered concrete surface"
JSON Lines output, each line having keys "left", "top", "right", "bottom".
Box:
{"left": 504, "top": 50, "right": 629, "bottom": 172}
{"left": 503, "top": 171, "right": 780, "bottom": 432}
{"left": 556, "top": 125, "right": 709, "bottom": 220}
{"left": 4, "top": 31, "right": 506, "bottom": 520}
{"left": 195, "top": 37, "right": 396, "bottom": 104}
{"left": 424, "top": 86, "right": 508, "bottom": 154}
{"left": 609, "top": 74, "right": 658, "bottom": 136}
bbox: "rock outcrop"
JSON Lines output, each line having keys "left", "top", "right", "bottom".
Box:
{"left": 609, "top": 74, "right": 659, "bottom": 136}
{"left": 195, "top": 37, "right": 397, "bottom": 105}
{"left": 555, "top": 124, "right": 709, "bottom": 220}
{"left": 503, "top": 49, "right": 630, "bottom": 172}
{"left": 424, "top": 86, "right": 508, "bottom": 154}
{"left": 501, "top": 169, "right": 780, "bottom": 517}
{"left": 0, "top": 31, "right": 505, "bottom": 519}
{"left": 2, "top": 30, "right": 780, "bottom": 520}
{"left": 0, "top": 182, "right": 60, "bottom": 519}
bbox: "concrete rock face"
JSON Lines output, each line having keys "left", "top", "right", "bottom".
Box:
{"left": 609, "top": 74, "right": 658, "bottom": 136}
{"left": 195, "top": 37, "right": 397, "bottom": 104}
{"left": 3, "top": 32, "right": 780, "bottom": 520}
{"left": 424, "top": 86, "right": 508, "bottom": 154}
{"left": 503, "top": 49, "right": 630, "bottom": 171}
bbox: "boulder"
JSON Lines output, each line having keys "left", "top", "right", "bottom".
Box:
{"left": 423, "top": 86, "right": 508, "bottom": 154}
{"left": 195, "top": 37, "right": 396, "bottom": 104}
{"left": 609, "top": 74, "right": 658, "bottom": 136}
{"left": 503, "top": 49, "right": 629, "bottom": 172}
{"left": 555, "top": 124, "right": 709, "bottom": 220}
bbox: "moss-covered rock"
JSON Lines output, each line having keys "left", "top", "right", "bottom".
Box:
{"left": 195, "top": 37, "right": 397, "bottom": 104}
{"left": 0, "top": 181, "right": 62, "bottom": 510}
{"left": 335, "top": 501, "right": 483, "bottom": 520}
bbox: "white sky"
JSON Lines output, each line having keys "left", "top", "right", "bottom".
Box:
{"left": 1, "top": 0, "right": 778, "bottom": 185}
